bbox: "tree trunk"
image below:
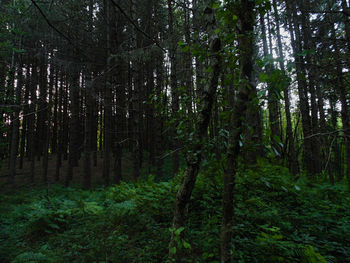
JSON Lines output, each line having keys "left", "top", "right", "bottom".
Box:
{"left": 273, "top": 0, "right": 299, "bottom": 175}
{"left": 103, "top": 0, "right": 112, "bottom": 186}
{"left": 51, "top": 72, "right": 59, "bottom": 154}
{"left": 260, "top": 12, "right": 282, "bottom": 158}
{"left": 83, "top": 71, "right": 93, "bottom": 189}
{"left": 169, "top": 5, "right": 221, "bottom": 261}
{"left": 167, "top": 0, "right": 180, "bottom": 175}
{"left": 42, "top": 66, "right": 54, "bottom": 183}
{"left": 9, "top": 63, "right": 22, "bottom": 182}
{"left": 65, "top": 69, "right": 80, "bottom": 186}
{"left": 286, "top": 0, "right": 314, "bottom": 175}
{"left": 36, "top": 60, "right": 48, "bottom": 161}
{"left": 299, "top": 0, "right": 321, "bottom": 174}
{"left": 29, "top": 63, "right": 38, "bottom": 182}
{"left": 341, "top": 0, "right": 350, "bottom": 187}
{"left": 221, "top": 1, "right": 255, "bottom": 261}
{"left": 55, "top": 72, "right": 64, "bottom": 181}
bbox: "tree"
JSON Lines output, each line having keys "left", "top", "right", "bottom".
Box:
{"left": 221, "top": 0, "right": 256, "bottom": 261}
{"left": 169, "top": 3, "right": 222, "bottom": 261}
{"left": 272, "top": 0, "right": 299, "bottom": 175}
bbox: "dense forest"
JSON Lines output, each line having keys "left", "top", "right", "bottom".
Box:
{"left": 1, "top": 0, "right": 350, "bottom": 262}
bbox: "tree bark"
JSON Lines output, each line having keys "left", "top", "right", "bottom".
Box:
{"left": 299, "top": 0, "right": 322, "bottom": 174}
{"left": 42, "top": 66, "right": 54, "bottom": 183}
{"left": 83, "top": 71, "right": 93, "bottom": 189}
{"left": 65, "top": 69, "right": 80, "bottom": 186}
{"left": 19, "top": 66, "right": 30, "bottom": 169}
{"left": 273, "top": 0, "right": 299, "bottom": 175}
{"left": 286, "top": 0, "right": 314, "bottom": 175}
{"left": 221, "top": 1, "right": 255, "bottom": 261}
{"left": 260, "top": 12, "right": 282, "bottom": 158}
{"left": 9, "top": 62, "right": 22, "bottom": 182}
{"left": 341, "top": 0, "right": 350, "bottom": 187}
{"left": 169, "top": 5, "right": 221, "bottom": 262}
{"left": 167, "top": 0, "right": 180, "bottom": 176}
{"left": 29, "top": 63, "right": 38, "bottom": 183}
{"left": 103, "top": 0, "right": 112, "bottom": 186}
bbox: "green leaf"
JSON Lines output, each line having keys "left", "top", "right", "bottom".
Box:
{"left": 183, "top": 241, "right": 191, "bottom": 249}
{"left": 210, "top": 2, "right": 220, "bottom": 9}
{"left": 258, "top": 73, "right": 269, "bottom": 82}
{"left": 170, "top": 246, "right": 177, "bottom": 254}
{"left": 272, "top": 135, "right": 281, "bottom": 144}
{"left": 175, "top": 226, "right": 185, "bottom": 236}
{"left": 302, "top": 246, "right": 327, "bottom": 263}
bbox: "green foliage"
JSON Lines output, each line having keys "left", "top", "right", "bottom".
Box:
{"left": 301, "top": 246, "right": 327, "bottom": 263}
{"left": 1, "top": 164, "right": 349, "bottom": 262}
{"left": 12, "top": 252, "right": 52, "bottom": 263}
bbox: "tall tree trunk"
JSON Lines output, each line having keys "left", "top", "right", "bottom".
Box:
{"left": 65, "top": 69, "right": 80, "bottom": 186}
{"left": 339, "top": 77, "right": 350, "bottom": 188}
{"left": 167, "top": 0, "right": 180, "bottom": 175}
{"left": 183, "top": 0, "right": 194, "bottom": 128}
{"left": 36, "top": 59, "right": 48, "bottom": 161}
{"left": 83, "top": 71, "right": 93, "bottom": 189}
{"left": 29, "top": 63, "right": 38, "bottom": 182}
{"left": 51, "top": 72, "right": 59, "bottom": 154}
{"left": 103, "top": 0, "right": 112, "bottom": 186}
{"left": 92, "top": 73, "right": 98, "bottom": 167}
{"left": 342, "top": 0, "right": 350, "bottom": 61}
{"left": 329, "top": 95, "right": 343, "bottom": 180}
{"left": 42, "top": 66, "right": 54, "bottom": 182}
{"left": 19, "top": 66, "right": 30, "bottom": 169}
{"left": 0, "top": 64, "right": 6, "bottom": 160}
{"left": 9, "top": 61, "right": 22, "bottom": 182}
{"left": 341, "top": 0, "right": 350, "bottom": 187}
{"left": 155, "top": 60, "right": 164, "bottom": 179}
{"left": 260, "top": 12, "right": 282, "bottom": 157}
{"left": 221, "top": 1, "right": 255, "bottom": 261}
{"left": 286, "top": 0, "right": 314, "bottom": 175}
{"left": 62, "top": 74, "right": 69, "bottom": 161}
{"left": 55, "top": 72, "right": 64, "bottom": 181}
{"left": 113, "top": 27, "right": 125, "bottom": 184}
{"left": 169, "top": 5, "right": 221, "bottom": 261}
{"left": 273, "top": 0, "right": 299, "bottom": 175}
{"left": 129, "top": 0, "right": 141, "bottom": 180}
{"left": 299, "top": 0, "right": 321, "bottom": 174}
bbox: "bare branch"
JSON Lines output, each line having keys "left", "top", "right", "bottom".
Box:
{"left": 30, "top": 0, "right": 72, "bottom": 44}
{"left": 109, "top": 0, "right": 166, "bottom": 53}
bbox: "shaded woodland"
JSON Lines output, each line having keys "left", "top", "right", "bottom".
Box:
{"left": 1, "top": 0, "right": 350, "bottom": 262}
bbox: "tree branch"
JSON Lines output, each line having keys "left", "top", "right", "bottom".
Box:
{"left": 30, "top": 0, "right": 72, "bottom": 45}
{"left": 109, "top": 0, "right": 166, "bottom": 53}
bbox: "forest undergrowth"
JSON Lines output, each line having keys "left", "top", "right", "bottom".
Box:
{"left": 1, "top": 161, "right": 349, "bottom": 263}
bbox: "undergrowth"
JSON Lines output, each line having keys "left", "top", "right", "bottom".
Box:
{"left": 0, "top": 162, "right": 349, "bottom": 262}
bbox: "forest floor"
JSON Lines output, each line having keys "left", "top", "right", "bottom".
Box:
{"left": 1, "top": 160, "right": 350, "bottom": 262}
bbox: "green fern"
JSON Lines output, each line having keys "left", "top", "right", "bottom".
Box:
{"left": 12, "top": 252, "right": 51, "bottom": 263}
{"left": 301, "top": 246, "right": 327, "bottom": 263}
